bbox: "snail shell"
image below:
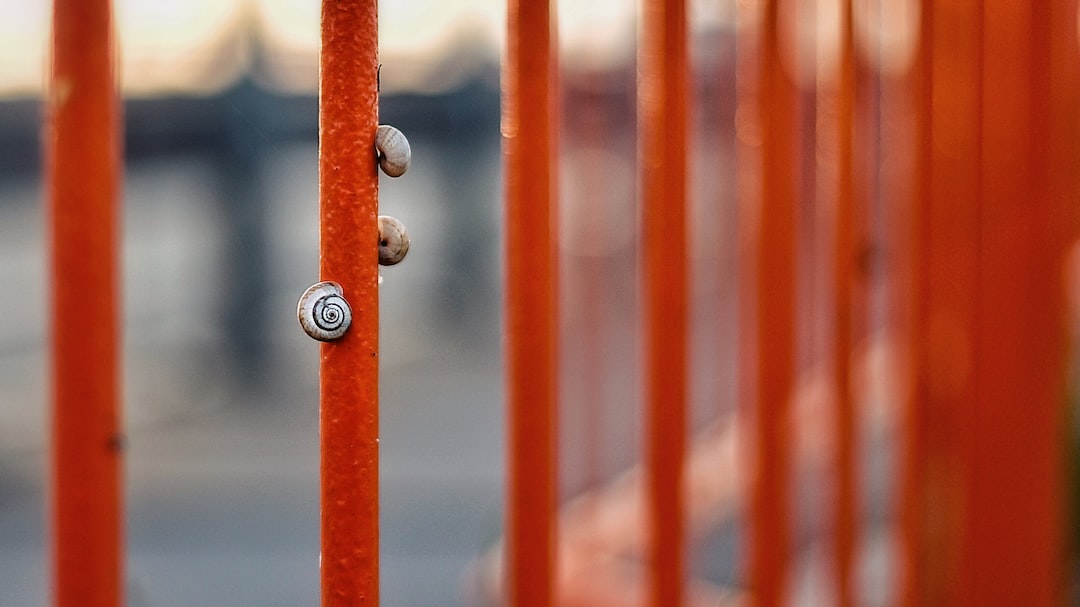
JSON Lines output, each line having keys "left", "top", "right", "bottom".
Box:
{"left": 375, "top": 124, "right": 411, "bottom": 177}
{"left": 378, "top": 215, "right": 410, "bottom": 266}
{"left": 297, "top": 281, "right": 352, "bottom": 341}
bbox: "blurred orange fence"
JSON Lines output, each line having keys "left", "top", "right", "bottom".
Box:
{"left": 46, "top": 0, "right": 1080, "bottom": 606}
{"left": 497, "top": 0, "right": 1080, "bottom": 606}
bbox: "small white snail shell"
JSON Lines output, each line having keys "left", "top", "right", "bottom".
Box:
{"left": 378, "top": 215, "right": 410, "bottom": 266}
{"left": 375, "top": 124, "right": 411, "bottom": 177}
{"left": 297, "top": 281, "right": 352, "bottom": 341}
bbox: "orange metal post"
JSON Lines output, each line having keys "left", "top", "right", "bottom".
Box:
{"left": 639, "top": 0, "right": 689, "bottom": 605}
{"left": 924, "top": 2, "right": 983, "bottom": 604}
{"left": 903, "top": 1, "right": 985, "bottom": 605}
{"left": 318, "top": 1, "right": 380, "bottom": 604}
{"left": 824, "top": 2, "right": 857, "bottom": 602}
{"left": 964, "top": 2, "right": 1076, "bottom": 603}
{"left": 894, "top": 1, "right": 933, "bottom": 604}
{"left": 504, "top": 0, "right": 558, "bottom": 605}
{"left": 740, "top": 0, "right": 798, "bottom": 603}
{"left": 896, "top": 2, "right": 1079, "bottom": 604}
{"left": 46, "top": 0, "right": 122, "bottom": 605}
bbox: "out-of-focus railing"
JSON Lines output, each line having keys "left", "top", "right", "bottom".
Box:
{"left": 497, "top": 0, "right": 1080, "bottom": 606}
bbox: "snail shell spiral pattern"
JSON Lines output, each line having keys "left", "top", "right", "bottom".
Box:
{"left": 297, "top": 281, "right": 352, "bottom": 341}
{"left": 375, "top": 124, "right": 411, "bottom": 177}
{"left": 378, "top": 215, "right": 410, "bottom": 266}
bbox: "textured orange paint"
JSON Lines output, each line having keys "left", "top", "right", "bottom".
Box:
{"left": 47, "top": 0, "right": 123, "bottom": 605}
{"left": 504, "top": 1, "right": 558, "bottom": 605}
{"left": 319, "top": 1, "right": 380, "bottom": 604}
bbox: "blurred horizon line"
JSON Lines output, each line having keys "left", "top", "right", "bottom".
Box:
{"left": 0, "top": 0, "right": 742, "bottom": 100}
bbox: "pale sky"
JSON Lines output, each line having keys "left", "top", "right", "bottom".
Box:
{"left": 0, "top": 0, "right": 738, "bottom": 98}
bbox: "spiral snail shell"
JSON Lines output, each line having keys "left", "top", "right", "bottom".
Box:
{"left": 375, "top": 124, "right": 411, "bottom": 177}
{"left": 297, "top": 281, "right": 352, "bottom": 341}
{"left": 378, "top": 215, "right": 410, "bottom": 266}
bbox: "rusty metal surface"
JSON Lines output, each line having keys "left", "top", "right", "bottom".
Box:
{"left": 318, "top": 0, "right": 381, "bottom": 604}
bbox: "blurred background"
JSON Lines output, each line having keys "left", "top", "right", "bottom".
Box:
{"left": 0, "top": 0, "right": 742, "bottom": 605}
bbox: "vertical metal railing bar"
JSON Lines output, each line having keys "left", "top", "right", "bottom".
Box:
{"left": 965, "top": 2, "right": 1075, "bottom": 603}
{"left": 893, "top": 1, "right": 1080, "bottom": 604}
{"left": 504, "top": 0, "right": 559, "bottom": 604}
{"left": 318, "top": 1, "right": 380, "bottom": 604}
{"left": 930, "top": 1, "right": 984, "bottom": 602}
{"left": 894, "top": 0, "right": 937, "bottom": 600}
{"left": 910, "top": 1, "right": 985, "bottom": 603}
{"left": 639, "top": 0, "right": 689, "bottom": 604}
{"left": 742, "top": 0, "right": 798, "bottom": 603}
{"left": 895, "top": 1, "right": 932, "bottom": 603}
{"left": 1022, "top": 3, "right": 1080, "bottom": 596}
{"left": 47, "top": 0, "right": 123, "bottom": 605}
{"left": 829, "top": 1, "right": 858, "bottom": 602}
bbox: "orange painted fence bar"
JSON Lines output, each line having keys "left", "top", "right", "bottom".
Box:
{"left": 902, "top": 1, "right": 984, "bottom": 603}
{"left": 892, "top": 0, "right": 933, "bottom": 603}
{"left": 969, "top": 2, "right": 1068, "bottom": 601}
{"left": 318, "top": 1, "right": 381, "bottom": 604}
{"left": 894, "top": 1, "right": 1080, "bottom": 605}
{"left": 46, "top": 0, "right": 123, "bottom": 605}
{"left": 639, "top": 0, "right": 689, "bottom": 605}
{"left": 739, "top": 0, "right": 798, "bottom": 603}
{"left": 829, "top": 2, "right": 857, "bottom": 604}
{"left": 504, "top": 0, "right": 559, "bottom": 605}
{"left": 816, "top": 0, "right": 859, "bottom": 603}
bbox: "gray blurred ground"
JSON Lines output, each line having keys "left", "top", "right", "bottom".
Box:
{"left": 0, "top": 349, "right": 506, "bottom": 607}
